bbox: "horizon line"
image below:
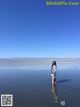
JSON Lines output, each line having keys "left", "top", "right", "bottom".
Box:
{"left": 0, "top": 57, "right": 80, "bottom": 59}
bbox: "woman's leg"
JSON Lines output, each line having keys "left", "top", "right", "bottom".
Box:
{"left": 54, "top": 73, "right": 56, "bottom": 83}
{"left": 51, "top": 74, "right": 56, "bottom": 85}
{"left": 52, "top": 77, "right": 54, "bottom": 84}
{"left": 54, "top": 78, "right": 56, "bottom": 84}
{"left": 52, "top": 76, "right": 55, "bottom": 85}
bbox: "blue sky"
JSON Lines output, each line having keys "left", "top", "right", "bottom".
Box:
{"left": 0, "top": 0, "right": 80, "bottom": 58}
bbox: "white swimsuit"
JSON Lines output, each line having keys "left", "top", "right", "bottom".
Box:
{"left": 51, "top": 65, "right": 56, "bottom": 78}
{"left": 52, "top": 65, "right": 56, "bottom": 73}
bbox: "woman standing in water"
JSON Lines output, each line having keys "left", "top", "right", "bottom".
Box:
{"left": 51, "top": 60, "right": 57, "bottom": 85}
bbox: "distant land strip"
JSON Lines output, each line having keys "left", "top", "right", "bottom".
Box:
{"left": 0, "top": 58, "right": 80, "bottom": 65}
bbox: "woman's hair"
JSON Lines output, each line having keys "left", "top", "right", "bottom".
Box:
{"left": 52, "top": 60, "right": 56, "bottom": 66}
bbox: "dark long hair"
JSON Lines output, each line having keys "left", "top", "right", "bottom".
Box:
{"left": 52, "top": 60, "right": 56, "bottom": 67}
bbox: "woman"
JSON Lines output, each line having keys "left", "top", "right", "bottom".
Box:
{"left": 51, "top": 60, "right": 57, "bottom": 84}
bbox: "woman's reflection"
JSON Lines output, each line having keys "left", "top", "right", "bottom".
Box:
{"left": 52, "top": 83, "right": 58, "bottom": 107}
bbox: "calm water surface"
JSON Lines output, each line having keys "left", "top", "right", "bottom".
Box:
{"left": 0, "top": 63, "right": 80, "bottom": 107}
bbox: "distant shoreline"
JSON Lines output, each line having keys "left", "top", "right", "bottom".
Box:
{"left": 0, "top": 58, "right": 80, "bottom": 66}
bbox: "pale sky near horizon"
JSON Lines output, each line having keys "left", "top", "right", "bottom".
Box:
{"left": 0, "top": 0, "right": 80, "bottom": 58}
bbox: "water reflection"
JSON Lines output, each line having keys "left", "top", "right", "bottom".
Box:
{"left": 52, "top": 83, "right": 58, "bottom": 107}
{"left": 52, "top": 83, "right": 66, "bottom": 107}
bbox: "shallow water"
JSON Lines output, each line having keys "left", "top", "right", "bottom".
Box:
{"left": 0, "top": 63, "right": 80, "bottom": 107}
